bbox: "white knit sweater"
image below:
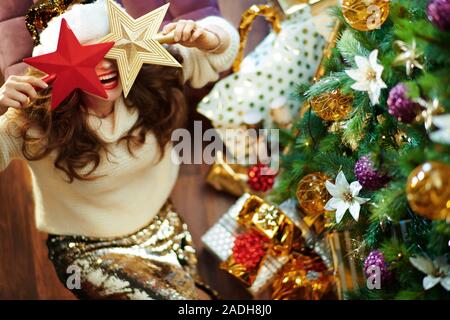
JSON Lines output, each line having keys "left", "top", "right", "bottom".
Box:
{"left": 0, "top": 16, "right": 239, "bottom": 238}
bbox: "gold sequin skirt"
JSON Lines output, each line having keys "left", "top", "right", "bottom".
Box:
{"left": 47, "top": 202, "right": 202, "bottom": 300}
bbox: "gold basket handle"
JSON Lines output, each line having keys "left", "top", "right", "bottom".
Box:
{"left": 232, "top": 4, "right": 282, "bottom": 73}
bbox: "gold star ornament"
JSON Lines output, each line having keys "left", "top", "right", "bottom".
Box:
{"left": 393, "top": 39, "right": 424, "bottom": 77}
{"left": 100, "top": 0, "right": 181, "bottom": 97}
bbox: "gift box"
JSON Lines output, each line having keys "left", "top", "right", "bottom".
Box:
{"left": 271, "top": 251, "right": 335, "bottom": 300}
{"left": 205, "top": 152, "right": 251, "bottom": 197}
{"left": 326, "top": 230, "right": 365, "bottom": 300}
{"left": 274, "top": 198, "right": 337, "bottom": 300}
{"left": 198, "top": 6, "right": 326, "bottom": 131}
{"left": 202, "top": 194, "right": 300, "bottom": 296}
{"left": 278, "top": 198, "right": 366, "bottom": 300}
{"left": 327, "top": 219, "right": 414, "bottom": 300}
{"left": 206, "top": 150, "right": 278, "bottom": 198}
{"left": 202, "top": 195, "right": 337, "bottom": 298}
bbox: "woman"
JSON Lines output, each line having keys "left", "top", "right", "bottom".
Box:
{"left": 0, "top": 0, "right": 238, "bottom": 299}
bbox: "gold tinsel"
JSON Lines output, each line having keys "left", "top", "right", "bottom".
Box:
{"left": 271, "top": 251, "right": 334, "bottom": 300}
{"left": 26, "top": 0, "right": 89, "bottom": 45}
{"left": 341, "top": 0, "right": 390, "bottom": 31}
{"left": 406, "top": 161, "right": 450, "bottom": 221}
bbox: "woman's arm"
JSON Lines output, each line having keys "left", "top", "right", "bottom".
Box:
{"left": 162, "top": 19, "right": 230, "bottom": 54}
{"left": 162, "top": 17, "right": 239, "bottom": 88}
{"left": 0, "top": 75, "right": 47, "bottom": 115}
{"left": 0, "top": 75, "right": 47, "bottom": 170}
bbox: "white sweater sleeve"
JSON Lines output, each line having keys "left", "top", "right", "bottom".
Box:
{"left": 0, "top": 109, "right": 24, "bottom": 171}
{"left": 175, "top": 16, "right": 239, "bottom": 89}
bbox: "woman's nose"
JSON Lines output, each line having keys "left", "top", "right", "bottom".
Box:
{"left": 98, "top": 59, "right": 113, "bottom": 70}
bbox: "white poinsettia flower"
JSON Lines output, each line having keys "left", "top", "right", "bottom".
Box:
{"left": 345, "top": 49, "right": 387, "bottom": 106}
{"left": 430, "top": 114, "right": 450, "bottom": 145}
{"left": 409, "top": 256, "right": 450, "bottom": 291}
{"left": 324, "top": 171, "right": 370, "bottom": 224}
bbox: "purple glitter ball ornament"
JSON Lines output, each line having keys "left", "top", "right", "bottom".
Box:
{"left": 354, "top": 156, "right": 389, "bottom": 190}
{"left": 364, "top": 250, "right": 393, "bottom": 284}
{"left": 427, "top": 0, "right": 450, "bottom": 31}
{"left": 387, "top": 83, "right": 421, "bottom": 123}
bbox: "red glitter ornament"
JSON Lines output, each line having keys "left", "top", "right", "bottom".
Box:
{"left": 247, "top": 163, "right": 278, "bottom": 192}
{"left": 232, "top": 230, "right": 269, "bottom": 270}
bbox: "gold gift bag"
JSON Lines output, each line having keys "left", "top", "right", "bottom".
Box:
{"left": 199, "top": 3, "right": 327, "bottom": 136}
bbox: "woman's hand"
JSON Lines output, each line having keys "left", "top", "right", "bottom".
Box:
{"left": 162, "top": 20, "right": 224, "bottom": 53}
{"left": 0, "top": 75, "right": 48, "bottom": 114}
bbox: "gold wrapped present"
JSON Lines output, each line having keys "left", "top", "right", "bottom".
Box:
{"left": 219, "top": 195, "right": 302, "bottom": 295}
{"left": 327, "top": 231, "right": 365, "bottom": 300}
{"left": 237, "top": 196, "right": 296, "bottom": 254}
{"left": 206, "top": 159, "right": 250, "bottom": 197}
{"left": 202, "top": 195, "right": 334, "bottom": 298}
{"left": 277, "top": 199, "right": 366, "bottom": 300}
{"left": 202, "top": 194, "right": 301, "bottom": 295}
{"left": 206, "top": 151, "right": 276, "bottom": 198}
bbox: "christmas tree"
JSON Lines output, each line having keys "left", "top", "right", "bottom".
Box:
{"left": 272, "top": 0, "right": 450, "bottom": 299}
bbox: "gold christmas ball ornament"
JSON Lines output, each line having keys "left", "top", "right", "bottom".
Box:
{"left": 406, "top": 162, "right": 450, "bottom": 221}
{"left": 310, "top": 90, "right": 353, "bottom": 122}
{"left": 296, "top": 173, "right": 332, "bottom": 216}
{"left": 341, "top": 0, "right": 390, "bottom": 31}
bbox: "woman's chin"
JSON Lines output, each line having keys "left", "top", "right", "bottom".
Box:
{"left": 104, "top": 88, "right": 123, "bottom": 101}
{"left": 84, "top": 86, "right": 123, "bottom": 102}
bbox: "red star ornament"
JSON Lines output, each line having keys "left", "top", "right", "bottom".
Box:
{"left": 24, "top": 19, "right": 115, "bottom": 109}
